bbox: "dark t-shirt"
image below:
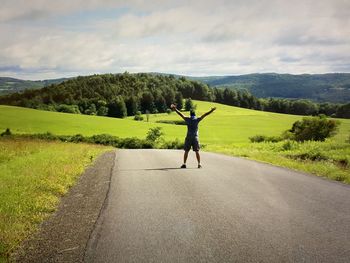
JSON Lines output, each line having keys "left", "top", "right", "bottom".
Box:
{"left": 185, "top": 117, "right": 202, "bottom": 137}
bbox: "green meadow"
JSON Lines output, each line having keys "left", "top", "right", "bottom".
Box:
{"left": 0, "top": 138, "right": 111, "bottom": 262}
{"left": 1, "top": 102, "right": 349, "bottom": 144}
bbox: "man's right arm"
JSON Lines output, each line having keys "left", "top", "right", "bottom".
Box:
{"left": 171, "top": 104, "right": 186, "bottom": 120}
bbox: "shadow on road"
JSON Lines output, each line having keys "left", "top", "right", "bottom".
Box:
{"left": 119, "top": 167, "right": 197, "bottom": 171}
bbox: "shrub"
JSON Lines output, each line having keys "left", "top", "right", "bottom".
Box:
{"left": 156, "top": 120, "right": 186, "bottom": 125}
{"left": 146, "top": 127, "right": 164, "bottom": 142}
{"left": 55, "top": 104, "right": 81, "bottom": 114}
{"left": 134, "top": 111, "right": 144, "bottom": 121}
{"left": 89, "top": 134, "right": 120, "bottom": 146}
{"left": 290, "top": 151, "right": 328, "bottom": 161}
{"left": 281, "top": 140, "right": 300, "bottom": 151}
{"left": 1, "top": 128, "right": 12, "bottom": 136}
{"left": 249, "top": 135, "right": 282, "bottom": 143}
{"left": 69, "top": 134, "right": 86, "bottom": 143}
{"left": 289, "top": 115, "right": 340, "bottom": 141}
{"left": 161, "top": 138, "right": 184, "bottom": 149}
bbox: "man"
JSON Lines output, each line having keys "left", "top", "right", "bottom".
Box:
{"left": 170, "top": 103, "right": 216, "bottom": 168}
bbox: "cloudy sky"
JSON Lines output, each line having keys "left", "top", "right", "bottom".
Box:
{"left": 1, "top": 0, "right": 349, "bottom": 80}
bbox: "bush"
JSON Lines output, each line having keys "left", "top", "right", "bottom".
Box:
{"left": 1, "top": 128, "right": 12, "bottom": 136}
{"left": 249, "top": 135, "right": 265, "bottom": 143}
{"left": 146, "top": 127, "right": 164, "bottom": 142}
{"left": 249, "top": 135, "right": 282, "bottom": 143}
{"left": 289, "top": 115, "right": 340, "bottom": 141}
{"left": 156, "top": 120, "right": 186, "bottom": 125}
{"left": 161, "top": 138, "right": 184, "bottom": 149}
{"left": 134, "top": 111, "right": 144, "bottom": 121}
{"left": 289, "top": 151, "right": 328, "bottom": 161}
{"left": 55, "top": 104, "right": 81, "bottom": 114}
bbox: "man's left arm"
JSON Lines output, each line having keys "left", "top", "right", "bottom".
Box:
{"left": 200, "top": 107, "right": 216, "bottom": 120}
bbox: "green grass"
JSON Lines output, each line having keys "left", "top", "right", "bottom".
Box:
{"left": 1, "top": 102, "right": 349, "bottom": 144}
{"left": 0, "top": 101, "right": 349, "bottom": 185}
{"left": 207, "top": 140, "right": 350, "bottom": 184}
{"left": 0, "top": 138, "right": 111, "bottom": 262}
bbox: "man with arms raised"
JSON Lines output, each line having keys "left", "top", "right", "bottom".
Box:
{"left": 171, "top": 103, "right": 216, "bottom": 168}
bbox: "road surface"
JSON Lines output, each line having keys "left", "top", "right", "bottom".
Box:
{"left": 85, "top": 149, "right": 350, "bottom": 262}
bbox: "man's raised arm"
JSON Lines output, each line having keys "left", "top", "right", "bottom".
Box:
{"left": 200, "top": 107, "right": 216, "bottom": 120}
{"left": 171, "top": 104, "right": 186, "bottom": 120}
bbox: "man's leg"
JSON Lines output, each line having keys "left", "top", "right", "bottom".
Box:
{"left": 184, "top": 150, "right": 189, "bottom": 164}
{"left": 181, "top": 150, "right": 189, "bottom": 168}
{"left": 194, "top": 137, "right": 201, "bottom": 168}
{"left": 195, "top": 151, "right": 201, "bottom": 168}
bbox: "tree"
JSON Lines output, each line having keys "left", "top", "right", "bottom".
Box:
{"left": 84, "top": 103, "right": 97, "bottom": 115}
{"left": 175, "top": 92, "right": 183, "bottom": 110}
{"left": 291, "top": 100, "right": 318, "bottom": 115}
{"left": 96, "top": 100, "right": 108, "bottom": 116}
{"left": 336, "top": 103, "right": 350, "bottom": 118}
{"left": 155, "top": 95, "right": 167, "bottom": 113}
{"left": 97, "top": 106, "right": 108, "bottom": 116}
{"left": 108, "top": 97, "right": 127, "bottom": 118}
{"left": 125, "top": 96, "right": 138, "bottom": 116}
{"left": 140, "top": 92, "right": 155, "bottom": 113}
{"left": 289, "top": 115, "right": 340, "bottom": 141}
{"left": 185, "top": 98, "right": 194, "bottom": 111}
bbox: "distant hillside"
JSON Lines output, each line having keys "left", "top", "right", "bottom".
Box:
{"left": 1, "top": 73, "right": 349, "bottom": 118}
{"left": 2, "top": 73, "right": 350, "bottom": 103}
{"left": 0, "top": 77, "right": 69, "bottom": 95}
{"left": 191, "top": 73, "right": 350, "bottom": 103}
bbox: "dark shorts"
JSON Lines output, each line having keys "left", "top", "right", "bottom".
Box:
{"left": 184, "top": 136, "right": 200, "bottom": 152}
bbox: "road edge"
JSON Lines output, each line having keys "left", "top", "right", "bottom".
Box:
{"left": 12, "top": 150, "right": 116, "bottom": 263}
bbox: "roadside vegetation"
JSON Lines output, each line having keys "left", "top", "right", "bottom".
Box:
{"left": 0, "top": 138, "right": 111, "bottom": 262}
{"left": 207, "top": 140, "right": 350, "bottom": 184}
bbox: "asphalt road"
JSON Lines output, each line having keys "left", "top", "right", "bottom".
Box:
{"left": 85, "top": 149, "right": 350, "bottom": 263}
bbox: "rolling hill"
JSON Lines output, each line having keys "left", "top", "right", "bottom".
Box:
{"left": 1, "top": 73, "right": 350, "bottom": 103}
{"left": 191, "top": 73, "right": 350, "bottom": 103}
{"left": 0, "top": 77, "right": 69, "bottom": 95}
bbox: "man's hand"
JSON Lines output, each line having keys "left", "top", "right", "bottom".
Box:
{"left": 170, "top": 104, "right": 177, "bottom": 110}
{"left": 211, "top": 107, "right": 216, "bottom": 112}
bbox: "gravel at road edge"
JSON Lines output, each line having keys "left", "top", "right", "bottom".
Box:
{"left": 12, "top": 150, "right": 116, "bottom": 263}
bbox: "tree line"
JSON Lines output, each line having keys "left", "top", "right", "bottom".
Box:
{"left": 0, "top": 72, "right": 348, "bottom": 118}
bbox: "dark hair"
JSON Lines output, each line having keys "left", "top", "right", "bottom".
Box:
{"left": 190, "top": 110, "right": 196, "bottom": 117}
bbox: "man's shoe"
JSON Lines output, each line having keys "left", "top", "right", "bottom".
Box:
{"left": 198, "top": 164, "right": 202, "bottom": 168}
{"left": 181, "top": 164, "right": 186, "bottom": 168}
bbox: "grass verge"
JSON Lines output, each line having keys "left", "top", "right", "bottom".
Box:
{"left": 0, "top": 138, "right": 111, "bottom": 262}
{"left": 207, "top": 140, "right": 350, "bottom": 184}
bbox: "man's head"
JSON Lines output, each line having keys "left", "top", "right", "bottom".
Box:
{"left": 190, "top": 110, "right": 196, "bottom": 118}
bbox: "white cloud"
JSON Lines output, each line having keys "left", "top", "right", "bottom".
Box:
{"left": 0, "top": 0, "right": 349, "bottom": 79}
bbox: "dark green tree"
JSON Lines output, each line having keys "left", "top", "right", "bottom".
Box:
{"left": 175, "top": 92, "right": 183, "bottom": 110}
{"left": 108, "top": 97, "right": 127, "bottom": 118}
{"left": 336, "top": 103, "right": 350, "bottom": 118}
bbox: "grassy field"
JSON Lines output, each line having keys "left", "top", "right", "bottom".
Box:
{"left": 0, "top": 138, "right": 111, "bottom": 262}
{"left": 0, "top": 102, "right": 349, "bottom": 185}
{"left": 1, "top": 102, "right": 349, "bottom": 144}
